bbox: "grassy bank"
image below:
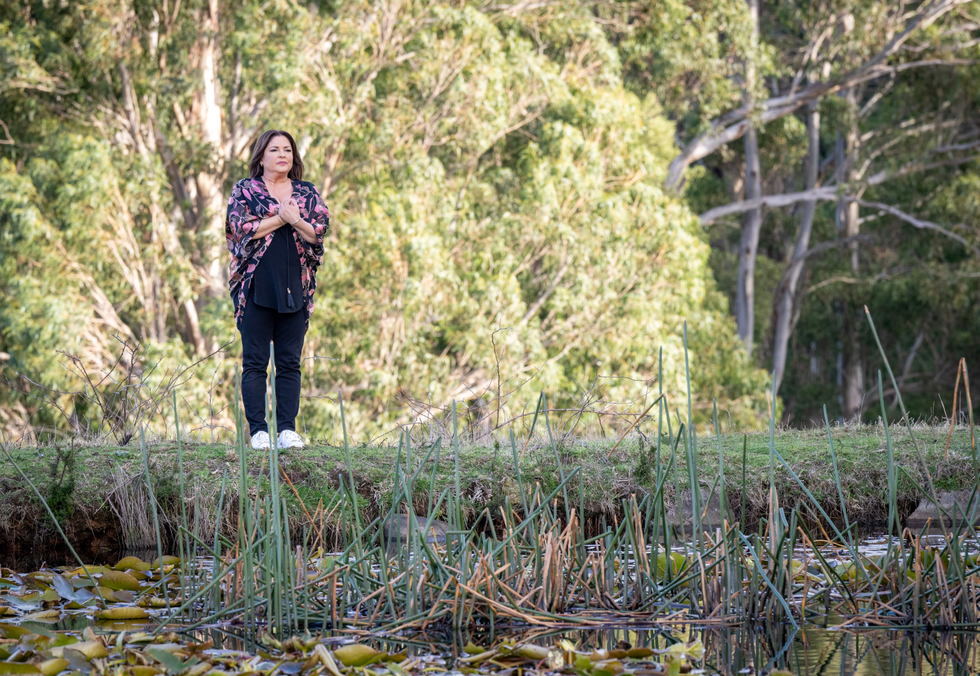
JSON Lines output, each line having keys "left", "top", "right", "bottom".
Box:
{"left": 1, "top": 424, "right": 977, "bottom": 563}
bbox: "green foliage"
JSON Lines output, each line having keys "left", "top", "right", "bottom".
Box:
{"left": 0, "top": 0, "right": 770, "bottom": 441}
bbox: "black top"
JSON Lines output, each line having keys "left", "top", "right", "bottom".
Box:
{"left": 252, "top": 226, "right": 303, "bottom": 313}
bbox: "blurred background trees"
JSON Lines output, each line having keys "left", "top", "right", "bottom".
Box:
{"left": 1, "top": 0, "right": 977, "bottom": 441}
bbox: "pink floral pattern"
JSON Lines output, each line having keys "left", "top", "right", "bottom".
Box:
{"left": 225, "top": 177, "right": 330, "bottom": 329}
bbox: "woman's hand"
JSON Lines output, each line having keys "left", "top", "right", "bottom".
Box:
{"left": 280, "top": 198, "right": 301, "bottom": 225}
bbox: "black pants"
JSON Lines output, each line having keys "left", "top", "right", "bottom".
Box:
{"left": 240, "top": 296, "right": 307, "bottom": 436}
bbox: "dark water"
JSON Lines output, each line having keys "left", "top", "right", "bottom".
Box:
{"left": 2, "top": 548, "right": 160, "bottom": 571}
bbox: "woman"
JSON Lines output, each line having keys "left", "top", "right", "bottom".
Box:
{"left": 226, "top": 130, "right": 329, "bottom": 450}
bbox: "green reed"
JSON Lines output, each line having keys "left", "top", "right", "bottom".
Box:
{"left": 8, "top": 316, "right": 980, "bottom": 636}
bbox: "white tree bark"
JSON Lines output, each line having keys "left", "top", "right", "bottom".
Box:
{"left": 194, "top": 0, "right": 229, "bottom": 303}
{"left": 735, "top": 0, "right": 761, "bottom": 357}
{"left": 737, "top": 125, "right": 762, "bottom": 356}
{"left": 772, "top": 100, "right": 820, "bottom": 396}
{"left": 841, "top": 89, "right": 865, "bottom": 421}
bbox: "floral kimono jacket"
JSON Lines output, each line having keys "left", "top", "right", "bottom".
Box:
{"left": 225, "top": 178, "right": 330, "bottom": 330}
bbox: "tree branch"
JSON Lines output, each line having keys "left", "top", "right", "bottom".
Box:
{"left": 851, "top": 199, "right": 980, "bottom": 256}
{"left": 700, "top": 187, "right": 838, "bottom": 224}
{"left": 700, "top": 152, "right": 980, "bottom": 224}
{"left": 665, "top": 0, "right": 972, "bottom": 190}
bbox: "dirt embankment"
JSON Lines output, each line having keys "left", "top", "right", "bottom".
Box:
{"left": 2, "top": 428, "right": 977, "bottom": 567}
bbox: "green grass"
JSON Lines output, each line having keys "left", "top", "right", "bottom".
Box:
{"left": 1, "top": 424, "right": 976, "bottom": 552}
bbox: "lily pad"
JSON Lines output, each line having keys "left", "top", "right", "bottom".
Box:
{"left": 0, "top": 663, "right": 42, "bottom": 675}
{"left": 129, "top": 667, "right": 161, "bottom": 676}
{"left": 100, "top": 571, "right": 141, "bottom": 592}
{"left": 38, "top": 659, "right": 69, "bottom": 676}
{"left": 150, "top": 557, "right": 180, "bottom": 569}
{"left": 333, "top": 644, "right": 381, "bottom": 667}
{"left": 96, "top": 607, "right": 149, "bottom": 620}
{"left": 67, "top": 640, "right": 110, "bottom": 659}
{"left": 115, "top": 557, "right": 151, "bottom": 572}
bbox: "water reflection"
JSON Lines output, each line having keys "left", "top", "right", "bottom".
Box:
{"left": 406, "top": 622, "right": 979, "bottom": 676}
{"left": 15, "top": 611, "right": 980, "bottom": 674}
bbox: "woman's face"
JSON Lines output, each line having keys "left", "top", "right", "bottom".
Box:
{"left": 262, "top": 135, "right": 293, "bottom": 174}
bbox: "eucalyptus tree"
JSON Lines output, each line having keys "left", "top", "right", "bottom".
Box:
{"left": 0, "top": 0, "right": 771, "bottom": 439}
{"left": 603, "top": 0, "right": 980, "bottom": 419}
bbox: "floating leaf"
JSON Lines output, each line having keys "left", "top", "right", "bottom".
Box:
{"left": 593, "top": 658, "right": 625, "bottom": 676}
{"left": 95, "top": 587, "right": 119, "bottom": 602}
{"left": 150, "top": 557, "right": 180, "bottom": 569}
{"left": 51, "top": 575, "right": 76, "bottom": 601}
{"left": 388, "top": 663, "right": 412, "bottom": 676}
{"left": 99, "top": 572, "right": 141, "bottom": 592}
{"left": 51, "top": 575, "right": 95, "bottom": 605}
{"left": 655, "top": 553, "right": 690, "bottom": 578}
{"left": 333, "top": 645, "right": 381, "bottom": 667}
{"left": 3, "top": 596, "right": 39, "bottom": 611}
{"left": 68, "top": 640, "right": 110, "bottom": 659}
{"left": 627, "top": 648, "right": 655, "bottom": 659}
{"left": 115, "top": 557, "right": 150, "bottom": 572}
{"left": 514, "top": 645, "right": 550, "bottom": 661}
{"left": 26, "top": 572, "right": 55, "bottom": 585}
{"left": 38, "top": 659, "right": 69, "bottom": 676}
{"left": 146, "top": 648, "right": 198, "bottom": 675}
{"left": 58, "top": 648, "right": 96, "bottom": 673}
{"left": 22, "top": 610, "right": 63, "bottom": 622}
{"left": 660, "top": 640, "right": 703, "bottom": 661}
{"left": 0, "top": 623, "right": 34, "bottom": 638}
{"left": 97, "top": 607, "right": 149, "bottom": 620}
{"left": 47, "top": 635, "right": 77, "bottom": 648}
{"left": 129, "top": 667, "right": 161, "bottom": 676}
{"left": 0, "top": 663, "right": 42, "bottom": 674}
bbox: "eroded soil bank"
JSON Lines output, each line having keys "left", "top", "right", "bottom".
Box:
{"left": 2, "top": 425, "right": 977, "bottom": 566}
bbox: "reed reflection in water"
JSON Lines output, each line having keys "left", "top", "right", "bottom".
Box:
{"left": 436, "top": 622, "right": 980, "bottom": 676}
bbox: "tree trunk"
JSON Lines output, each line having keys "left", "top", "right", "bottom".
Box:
{"left": 183, "top": 299, "right": 207, "bottom": 356}
{"left": 841, "top": 88, "right": 865, "bottom": 420}
{"left": 736, "top": 0, "right": 761, "bottom": 357}
{"left": 772, "top": 100, "right": 820, "bottom": 396}
{"left": 194, "top": 0, "right": 229, "bottom": 303}
{"left": 843, "top": 309, "right": 865, "bottom": 419}
{"left": 737, "top": 128, "right": 762, "bottom": 357}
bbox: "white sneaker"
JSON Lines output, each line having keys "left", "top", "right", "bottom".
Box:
{"left": 278, "top": 430, "right": 305, "bottom": 449}
{"left": 250, "top": 431, "right": 270, "bottom": 450}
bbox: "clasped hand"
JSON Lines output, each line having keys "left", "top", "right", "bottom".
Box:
{"left": 279, "top": 198, "right": 301, "bottom": 226}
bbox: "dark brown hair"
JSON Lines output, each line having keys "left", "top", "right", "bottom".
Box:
{"left": 248, "top": 130, "right": 305, "bottom": 180}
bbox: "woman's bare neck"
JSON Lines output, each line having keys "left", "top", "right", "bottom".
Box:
{"left": 263, "top": 173, "right": 291, "bottom": 186}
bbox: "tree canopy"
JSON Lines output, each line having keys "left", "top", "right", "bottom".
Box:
{"left": 1, "top": 0, "right": 977, "bottom": 441}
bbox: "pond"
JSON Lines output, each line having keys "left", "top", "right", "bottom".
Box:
{"left": 3, "top": 529, "right": 979, "bottom": 676}
{"left": 7, "top": 610, "right": 978, "bottom": 675}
